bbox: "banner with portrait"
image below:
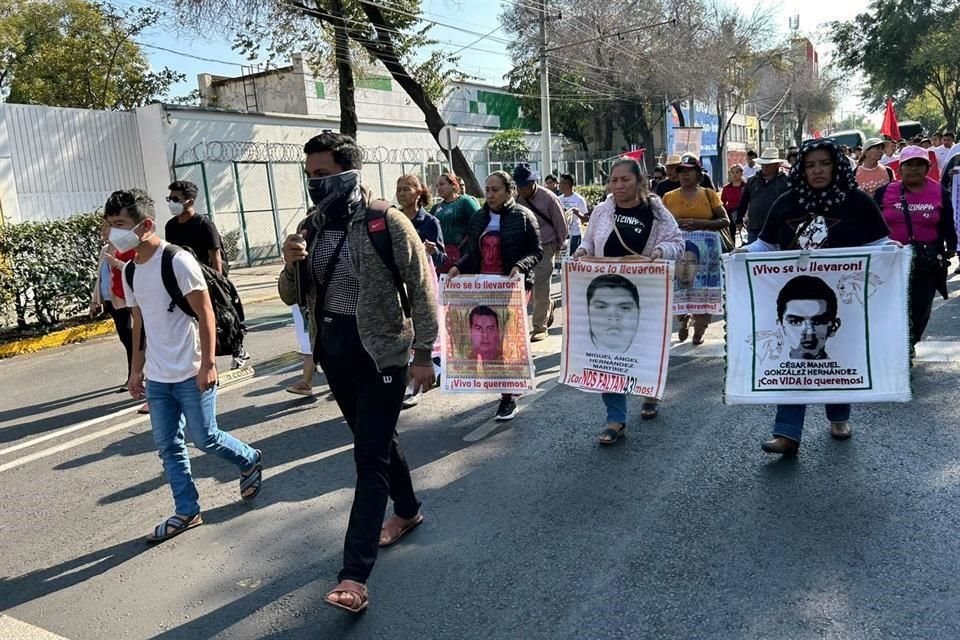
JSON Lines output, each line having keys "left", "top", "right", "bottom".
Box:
{"left": 724, "top": 245, "right": 912, "bottom": 404}
{"left": 559, "top": 258, "right": 674, "bottom": 399}
{"left": 673, "top": 230, "right": 724, "bottom": 315}
{"left": 439, "top": 274, "right": 535, "bottom": 394}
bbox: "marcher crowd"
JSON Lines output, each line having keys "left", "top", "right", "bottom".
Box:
{"left": 95, "top": 126, "right": 954, "bottom": 614}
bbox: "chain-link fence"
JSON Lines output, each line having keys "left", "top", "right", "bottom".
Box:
{"left": 173, "top": 141, "right": 623, "bottom": 268}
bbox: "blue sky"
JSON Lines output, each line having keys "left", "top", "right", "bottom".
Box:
{"left": 127, "top": 0, "right": 871, "bottom": 117}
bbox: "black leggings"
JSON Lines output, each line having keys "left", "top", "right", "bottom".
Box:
{"left": 104, "top": 302, "right": 133, "bottom": 378}
{"left": 909, "top": 269, "right": 938, "bottom": 346}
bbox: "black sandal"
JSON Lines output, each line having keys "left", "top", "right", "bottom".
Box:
{"left": 240, "top": 450, "right": 263, "bottom": 501}
{"left": 146, "top": 513, "right": 202, "bottom": 543}
{"left": 598, "top": 422, "right": 626, "bottom": 445}
{"left": 640, "top": 403, "right": 659, "bottom": 420}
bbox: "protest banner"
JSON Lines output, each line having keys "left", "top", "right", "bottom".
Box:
{"left": 673, "top": 230, "right": 723, "bottom": 315}
{"left": 559, "top": 258, "right": 674, "bottom": 400}
{"left": 439, "top": 274, "right": 535, "bottom": 394}
{"left": 724, "top": 245, "right": 912, "bottom": 404}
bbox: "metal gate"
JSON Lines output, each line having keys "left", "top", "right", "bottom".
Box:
{"left": 173, "top": 158, "right": 309, "bottom": 268}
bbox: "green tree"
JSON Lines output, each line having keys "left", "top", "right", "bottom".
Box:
{"left": 904, "top": 93, "right": 945, "bottom": 134}
{"left": 506, "top": 62, "right": 594, "bottom": 152}
{"left": 488, "top": 128, "right": 530, "bottom": 161}
{"left": 833, "top": 113, "right": 881, "bottom": 139}
{"left": 830, "top": 0, "right": 960, "bottom": 130}
{"left": 0, "top": 0, "right": 183, "bottom": 110}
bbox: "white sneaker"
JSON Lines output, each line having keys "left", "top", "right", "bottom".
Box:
{"left": 231, "top": 349, "right": 251, "bottom": 370}
{"left": 401, "top": 392, "right": 422, "bottom": 409}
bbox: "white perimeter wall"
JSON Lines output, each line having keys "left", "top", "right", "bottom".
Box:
{"left": 0, "top": 104, "right": 149, "bottom": 223}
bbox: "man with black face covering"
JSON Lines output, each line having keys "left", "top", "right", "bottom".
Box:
{"left": 278, "top": 132, "right": 438, "bottom": 615}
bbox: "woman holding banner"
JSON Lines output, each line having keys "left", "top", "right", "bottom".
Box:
{"left": 573, "top": 157, "right": 684, "bottom": 441}
{"left": 662, "top": 154, "right": 732, "bottom": 345}
{"left": 874, "top": 145, "right": 956, "bottom": 348}
{"left": 448, "top": 171, "right": 543, "bottom": 421}
{"left": 738, "top": 139, "right": 892, "bottom": 455}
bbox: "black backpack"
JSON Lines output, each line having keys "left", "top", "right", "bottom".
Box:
{"left": 125, "top": 245, "right": 247, "bottom": 356}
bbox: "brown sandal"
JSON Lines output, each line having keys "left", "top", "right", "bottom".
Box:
{"left": 324, "top": 580, "right": 368, "bottom": 614}
{"left": 378, "top": 512, "right": 424, "bottom": 547}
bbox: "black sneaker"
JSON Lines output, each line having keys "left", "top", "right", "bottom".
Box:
{"left": 495, "top": 397, "right": 518, "bottom": 421}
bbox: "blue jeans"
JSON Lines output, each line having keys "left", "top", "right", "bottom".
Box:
{"left": 602, "top": 393, "right": 627, "bottom": 424}
{"left": 146, "top": 378, "right": 258, "bottom": 516}
{"left": 773, "top": 404, "right": 851, "bottom": 442}
{"left": 601, "top": 394, "right": 658, "bottom": 424}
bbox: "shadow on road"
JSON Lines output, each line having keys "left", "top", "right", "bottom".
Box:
{"left": 0, "top": 389, "right": 138, "bottom": 445}
{"left": 0, "top": 537, "right": 152, "bottom": 610}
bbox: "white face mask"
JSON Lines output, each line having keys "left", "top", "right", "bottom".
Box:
{"left": 109, "top": 222, "right": 143, "bottom": 252}
{"left": 168, "top": 201, "right": 184, "bottom": 216}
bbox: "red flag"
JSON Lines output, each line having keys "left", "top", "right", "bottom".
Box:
{"left": 620, "top": 149, "right": 645, "bottom": 162}
{"left": 881, "top": 98, "right": 901, "bottom": 140}
{"left": 812, "top": 130, "right": 822, "bottom": 139}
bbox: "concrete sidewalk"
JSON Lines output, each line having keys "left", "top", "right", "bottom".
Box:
{"left": 0, "top": 264, "right": 284, "bottom": 359}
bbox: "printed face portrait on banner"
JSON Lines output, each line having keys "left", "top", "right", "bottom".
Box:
{"left": 560, "top": 260, "right": 674, "bottom": 399}
{"left": 587, "top": 274, "right": 641, "bottom": 353}
{"left": 440, "top": 275, "right": 536, "bottom": 394}
{"left": 676, "top": 241, "right": 701, "bottom": 289}
{"left": 480, "top": 231, "right": 502, "bottom": 274}
{"left": 776, "top": 275, "right": 842, "bottom": 360}
{"left": 672, "top": 231, "right": 723, "bottom": 315}
{"left": 723, "top": 246, "right": 913, "bottom": 405}
{"left": 469, "top": 305, "right": 502, "bottom": 361}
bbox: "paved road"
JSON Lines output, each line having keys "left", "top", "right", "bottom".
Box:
{"left": 2, "top": 275, "right": 960, "bottom": 639}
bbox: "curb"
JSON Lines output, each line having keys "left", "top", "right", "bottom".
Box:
{"left": 0, "top": 292, "right": 281, "bottom": 361}
{"left": 0, "top": 320, "right": 115, "bottom": 360}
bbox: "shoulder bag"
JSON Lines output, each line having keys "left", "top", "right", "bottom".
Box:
{"left": 899, "top": 185, "right": 948, "bottom": 298}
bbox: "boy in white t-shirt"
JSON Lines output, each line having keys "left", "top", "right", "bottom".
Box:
{"left": 558, "top": 173, "right": 589, "bottom": 255}
{"left": 105, "top": 189, "right": 262, "bottom": 543}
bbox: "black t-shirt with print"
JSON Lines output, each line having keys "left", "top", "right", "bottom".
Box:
{"left": 604, "top": 203, "right": 655, "bottom": 257}
{"left": 759, "top": 189, "right": 890, "bottom": 250}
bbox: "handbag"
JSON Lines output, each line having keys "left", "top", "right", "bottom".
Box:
{"left": 899, "top": 186, "right": 949, "bottom": 298}
{"left": 699, "top": 189, "right": 735, "bottom": 252}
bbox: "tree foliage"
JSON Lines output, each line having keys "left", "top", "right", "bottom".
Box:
{"left": 699, "top": 1, "right": 781, "bottom": 169}
{"left": 501, "top": 0, "right": 701, "bottom": 167}
{"left": 0, "top": 0, "right": 183, "bottom": 110}
{"left": 488, "top": 129, "right": 530, "bottom": 160}
{"left": 0, "top": 212, "right": 102, "bottom": 329}
{"left": 830, "top": 0, "right": 960, "bottom": 129}
{"left": 176, "top": 0, "right": 483, "bottom": 194}
{"left": 833, "top": 113, "right": 881, "bottom": 140}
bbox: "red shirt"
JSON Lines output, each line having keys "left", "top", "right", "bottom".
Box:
{"left": 110, "top": 249, "right": 137, "bottom": 299}
{"left": 721, "top": 182, "right": 745, "bottom": 215}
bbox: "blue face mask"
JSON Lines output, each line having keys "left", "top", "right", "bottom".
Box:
{"left": 307, "top": 170, "right": 362, "bottom": 211}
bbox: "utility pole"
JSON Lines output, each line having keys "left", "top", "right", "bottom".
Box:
{"left": 539, "top": 0, "right": 552, "bottom": 177}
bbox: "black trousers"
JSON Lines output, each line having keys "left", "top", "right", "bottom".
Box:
{"left": 104, "top": 301, "right": 133, "bottom": 378}
{"left": 909, "top": 268, "right": 939, "bottom": 346}
{"left": 315, "top": 313, "right": 420, "bottom": 584}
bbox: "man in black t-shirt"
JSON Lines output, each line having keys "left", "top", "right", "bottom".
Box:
{"left": 164, "top": 181, "right": 225, "bottom": 273}
{"left": 165, "top": 180, "right": 249, "bottom": 368}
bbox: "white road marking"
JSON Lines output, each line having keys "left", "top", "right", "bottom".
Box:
{"left": 0, "top": 615, "right": 70, "bottom": 639}
{"left": 0, "top": 364, "right": 299, "bottom": 474}
{"left": 0, "top": 405, "right": 144, "bottom": 458}
{"left": 0, "top": 353, "right": 299, "bottom": 460}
